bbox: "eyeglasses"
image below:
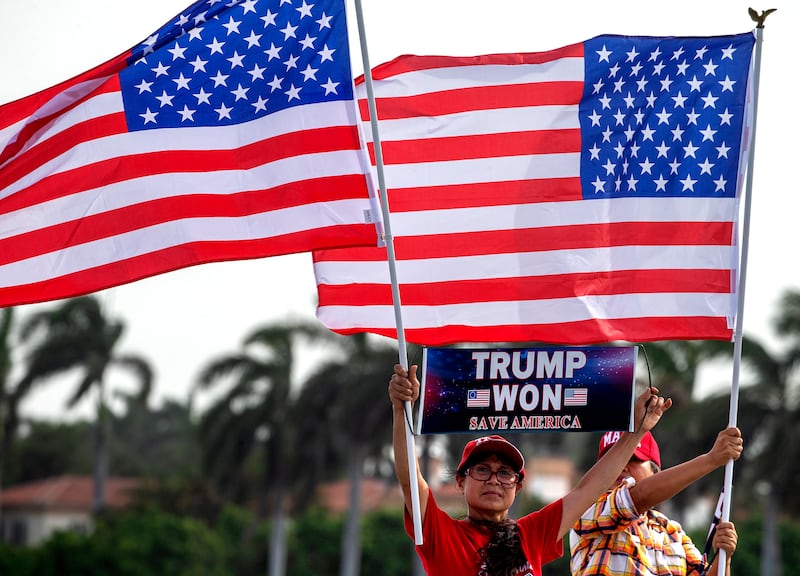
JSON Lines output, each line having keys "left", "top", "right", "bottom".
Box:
{"left": 465, "top": 465, "right": 519, "bottom": 486}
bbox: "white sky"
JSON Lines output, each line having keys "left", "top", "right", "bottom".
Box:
{"left": 1, "top": 0, "right": 795, "bottom": 420}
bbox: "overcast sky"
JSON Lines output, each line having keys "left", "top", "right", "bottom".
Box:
{"left": 1, "top": 0, "right": 795, "bottom": 420}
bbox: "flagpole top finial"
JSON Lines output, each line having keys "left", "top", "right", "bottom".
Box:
{"left": 748, "top": 7, "right": 777, "bottom": 28}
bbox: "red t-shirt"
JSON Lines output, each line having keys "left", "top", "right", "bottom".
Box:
{"left": 404, "top": 491, "right": 564, "bottom": 576}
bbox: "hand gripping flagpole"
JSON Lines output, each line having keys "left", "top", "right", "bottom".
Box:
{"left": 717, "top": 9, "right": 774, "bottom": 575}
{"left": 351, "top": 0, "right": 424, "bottom": 545}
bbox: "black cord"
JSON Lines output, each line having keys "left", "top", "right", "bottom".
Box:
{"left": 701, "top": 492, "right": 725, "bottom": 574}
{"left": 702, "top": 519, "right": 720, "bottom": 571}
{"left": 404, "top": 398, "right": 416, "bottom": 435}
{"left": 403, "top": 346, "right": 425, "bottom": 435}
{"left": 639, "top": 345, "right": 654, "bottom": 432}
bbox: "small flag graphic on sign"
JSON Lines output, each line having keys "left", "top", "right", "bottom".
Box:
{"left": 564, "top": 388, "right": 588, "bottom": 406}
{"left": 467, "top": 389, "right": 491, "bottom": 408}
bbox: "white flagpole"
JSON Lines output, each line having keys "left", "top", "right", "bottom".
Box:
{"left": 718, "top": 13, "right": 771, "bottom": 574}
{"left": 351, "top": 0, "right": 424, "bottom": 545}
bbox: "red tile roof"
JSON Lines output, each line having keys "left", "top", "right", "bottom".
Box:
{"left": 0, "top": 475, "right": 140, "bottom": 511}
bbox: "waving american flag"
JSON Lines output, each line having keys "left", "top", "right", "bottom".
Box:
{"left": 314, "top": 32, "right": 755, "bottom": 345}
{"left": 0, "top": 0, "right": 377, "bottom": 307}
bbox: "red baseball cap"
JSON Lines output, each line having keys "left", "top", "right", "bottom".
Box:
{"left": 457, "top": 435, "right": 526, "bottom": 480}
{"left": 597, "top": 430, "right": 661, "bottom": 468}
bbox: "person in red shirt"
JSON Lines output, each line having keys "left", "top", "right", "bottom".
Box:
{"left": 388, "top": 363, "right": 673, "bottom": 576}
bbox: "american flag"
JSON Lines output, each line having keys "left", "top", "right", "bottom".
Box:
{"left": 313, "top": 32, "right": 755, "bottom": 345}
{"left": 564, "top": 388, "right": 588, "bottom": 407}
{"left": 0, "top": 0, "right": 377, "bottom": 307}
{"left": 467, "top": 389, "right": 491, "bottom": 408}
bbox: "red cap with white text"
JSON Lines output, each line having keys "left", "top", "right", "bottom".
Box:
{"left": 597, "top": 430, "right": 661, "bottom": 468}
{"left": 457, "top": 435, "right": 526, "bottom": 480}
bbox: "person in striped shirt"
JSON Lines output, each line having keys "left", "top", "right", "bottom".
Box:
{"left": 569, "top": 427, "right": 743, "bottom": 576}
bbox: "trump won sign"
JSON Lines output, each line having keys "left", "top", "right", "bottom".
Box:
{"left": 417, "top": 346, "right": 638, "bottom": 434}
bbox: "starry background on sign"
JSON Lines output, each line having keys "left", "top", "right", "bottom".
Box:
{"left": 120, "top": 0, "right": 352, "bottom": 130}
{"left": 420, "top": 346, "right": 637, "bottom": 434}
{"left": 579, "top": 33, "right": 753, "bottom": 199}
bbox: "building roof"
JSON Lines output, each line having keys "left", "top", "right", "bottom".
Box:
{"left": 0, "top": 475, "right": 140, "bottom": 512}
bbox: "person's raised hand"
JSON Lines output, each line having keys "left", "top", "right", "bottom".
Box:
{"left": 388, "top": 363, "right": 419, "bottom": 408}
{"left": 708, "top": 427, "right": 744, "bottom": 467}
{"left": 712, "top": 521, "right": 738, "bottom": 556}
{"left": 633, "top": 386, "right": 672, "bottom": 433}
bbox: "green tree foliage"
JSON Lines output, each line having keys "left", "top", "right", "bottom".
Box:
{"left": 16, "top": 295, "right": 153, "bottom": 512}
{"left": 89, "top": 511, "right": 227, "bottom": 576}
{"left": 195, "top": 320, "right": 340, "bottom": 576}
{"left": 359, "top": 509, "right": 417, "bottom": 576}
{"left": 291, "top": 335, "right": 400, "bottom": 505}
{"left": 690, "top": 513, "right": 800, "bottom": 576}
{"left": 731, "top": 290, "right": 800, "bottom": 514}
{"left": 2, "top": 496, "right": 800, "bottom": 575}
{"left": 628, "top": 338, "right": 742, "bottom": 518}
{"left": 26, "top": 532, "right": 100, "bottom": 576}
{"left": 17, "top": 296, "right": 153, "bottom": 410}
{"left": 0, "top": 540, "right": 34, "bottom": 575}
{"left": 211, "top": 505, "right": 264, "bottom": 574}
{"left": 109, "top": 397, "right": 201, "bottom": 479}
{"left": 5, "top": 399, "right": 200, "bottom": 487}
{"left": 292, "top": 335, "right": 401, "bottom": 576}
{"left": 196, "top": 321, "right": 330, "bottom": 507}
{"left": 131, "top": 474, "right": 224, "bottom": 526}
{"left": 667, "top": 289, "right": 800, "bottom": 575}
{"left": 0, "top": 510, "right": 226, "bottom": 576}
{"left": 5, "top": 420, "right": 93, "bottom": 484}
{"left": 287, "top": 507, "right": 342, "bottom": 576}
{"left": 0, "top": 308, "right": 16, "bottom": 492}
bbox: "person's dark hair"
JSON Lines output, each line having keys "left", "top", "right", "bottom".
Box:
{"left": 473, "top": 518, "right": 527, "bottom": 576}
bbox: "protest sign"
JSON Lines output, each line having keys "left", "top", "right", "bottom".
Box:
{"left": 418, "top": 346, "right": 638, "bottom": 434}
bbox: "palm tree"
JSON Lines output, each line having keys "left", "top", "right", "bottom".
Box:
{"left": 195, "top": 319, "right": 336, "bottom": 576}
{"left": 0, "top": 307, "right": 15, "bottom": 538}
{"left": 109, "top": 392, "right": 201, "bottom": 479}
{"left": 0, "top": 308, "right": 14, "bottom": 467}
{"left": 337, "top": 339, "right": 409, "bottom": 576}
{"left": 293, "top": 334, "right": 401, "bottom": 576}
{"left": 637, "top": 340, "right": 733, "bottom": 409}
{"left": 632, "top": 338, "right": 739, "bottom": 518}
{"left": 712, "top": 290, "right": 800, "bottom": 576}
{"left": 15, "top": 295, "right": 152, "bottom": 513}
{"left": 650, "top": 289, "right": 800, "bottom": 576}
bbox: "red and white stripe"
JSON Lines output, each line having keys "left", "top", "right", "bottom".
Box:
{"left": 314, "top": 47, "right": 739, "bottom": 345}
{"left": 0, "top": 53, "right": 376, "bottom": 306}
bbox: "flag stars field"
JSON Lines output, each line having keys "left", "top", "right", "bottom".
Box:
{"left": 581, "top": 35, "right": 750, "bottom": 199}
{"left": 121, "top": 0, "right": 347, "bottom": 129}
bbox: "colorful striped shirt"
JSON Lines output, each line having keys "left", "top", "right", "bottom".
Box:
{"left": 569, "top": 477, "right": 707, "bottom": 575}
